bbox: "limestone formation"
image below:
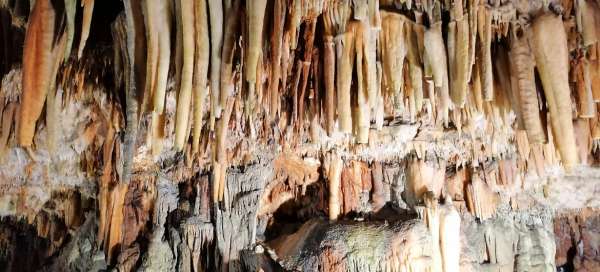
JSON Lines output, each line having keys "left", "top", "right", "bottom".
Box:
{"left": 1, "top": 0, "right": 600, "bottom": 271}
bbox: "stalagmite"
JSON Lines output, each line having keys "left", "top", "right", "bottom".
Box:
{"left": 423, "top": 193, "right": 443, "bottom": 272}
{"left": 19, "top": 0, "right": 55, "bottom": 148}
{"left": 328, "top": 153, "right": 343, "bottom": 221}
{"left": 174, "top": 0, "right": 195, "bottom": 151}
{"left": 440, "top": 203, "right": 461, "bottom": 272}
{"left": 509, "top": 25, "right": 547, "bottom": 144}
{"left": 531, "top": 13, "right": 578, "bottom": 170}
{"left": 192, "top": 0, "right": 209, "bottom": 154}
{"left": 77, "top": 0, "right": 94, "bottom": 59}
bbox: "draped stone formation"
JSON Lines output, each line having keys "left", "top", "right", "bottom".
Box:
{"left": 1, "top": 0, "right": 600, "bottom": 271}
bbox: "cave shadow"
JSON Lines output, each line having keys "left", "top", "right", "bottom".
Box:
{"left": 0, "top": 217, "right": 54, "bottom": 272}
{"left": 557, "top": 245, "right": 576, "bottom": 272}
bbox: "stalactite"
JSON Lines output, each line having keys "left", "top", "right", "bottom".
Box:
{"left": 323, "top": 11, "right": 336, "bottom": 135}
{"left": 46, "top": 31, "right": 68, "bottom": 154}
{"left": 141, "top": 0, "right": 171, "bottom": 157}
{"left": 5, "top": 2, "right": 600, "bottom": 271}
{"left": 495, "top": 44, "right": 522, "bottom": 128}
{"left": 119, "top": 0, "right": 143, "bottom": 184}
{"left": 531, "top": 13, "right": 578, "bottom": 170}
{"left": 477, "top": 6, "right": 493, "bottom": 101}
{"left": 297, "top": 18, "right": 317, "bottom": 133}
{"left": 576, "top": 0, "right": 599, "bottom": 47}
{"left": 424, "top": 21, "right": 450, "bottom": 125}
{"left": 192, "top": 0, "right": 209, "bottom": 155}
{"left": 354, "top": 21, "right": 370, "bottom": 143}
{"left": 590, "top": 44, "right": 600, "bottom": 101}
{"left": 572, "top": 53, "right": 596, "bottom": 118}
{"left": 174, "top": 0, "right": 195, "bottom": 151}
{"left": 371, "top": 161, "right": 384, "bottom": 211}
{"left": 219, "top": 0, "right": 240, "bottom": 125}
{"left": 63, "top": 0, "right": 76, "bottom": 61}
{"left": 405, "top": 159, "right": 445, "bottom": 208}
{"left": 19, "top": 0, "right": 55, "bottom": 148}
{"left": 149, "top": 0, "right": 171, "bottom": 156}
{"left": 208, "top": 0, "right": 223, "bottom": 130}
{"left": 213, "top": 95, "right": 234, "bottom": 202}
{"left": 291, "top": 59, "right": 303, "bottom": 135}
{"left": 509, "top": 25, "right": 547, "bottom": 144}
{"left": 141, "top": 0, "right": 158, "bottom": 113}
{"left": 309, "top": 50, "right": 321, "bottom": 143}
{"left": 327, "top": 1, "right": 352, "bottom": 133}
{"left": 406, "top": 22, "right": 423, "bottom": 115}
{"left": 268, "top": 0, "right": 286, "bottom": 122}
{"left": 374, "top": 61, "right": 385, "bottom": 129}
{"left": 380, "top": 11, "right": 407, "bottom": 114}
{"left": 77, "top": 0, "right": 94, "bottom": 59}
{"left": 245, "top": 0, "right": 267, "bottom": 125}
{"left": 448, "top": 0, "right": 469, "bottom": 107}
{"left": 466, "top": 170, "right": 498, "bottom": 220}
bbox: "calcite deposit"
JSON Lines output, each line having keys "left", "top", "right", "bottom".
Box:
{"left": 1, "top": 0, "right": 600, "bottom": 271}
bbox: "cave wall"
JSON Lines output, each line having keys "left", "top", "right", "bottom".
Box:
{"left": 1, "top": 0, "right": 600, "bottom": 271}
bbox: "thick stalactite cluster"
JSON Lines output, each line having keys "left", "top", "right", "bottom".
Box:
{"left": 2, "top": 0, "right": 600, "bottom": 271}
